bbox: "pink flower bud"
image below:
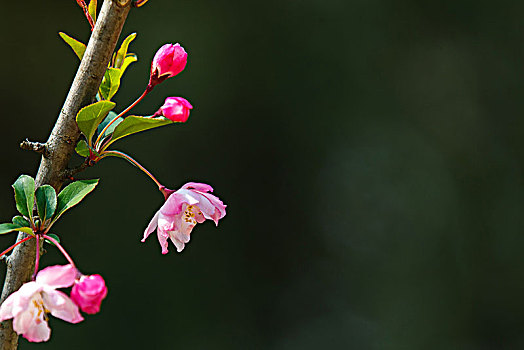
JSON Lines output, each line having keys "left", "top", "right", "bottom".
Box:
{"left": 149, "top": 43, "right": 187, "bottom": 88}
{"left": 155, "top": 97, "right": 193, "bottom": 122}
{"left": 70, "top": 274, "right": 108, "bottom": 314}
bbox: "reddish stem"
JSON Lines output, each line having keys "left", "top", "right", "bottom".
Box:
{"left": 32, "top": 235, "right": 41, "bottom": 280}
{"left": 100, "top": 150, "right": 163, "bottom": 190}
{"left": 95, "top": 87, "right": 151, "bottom": 150}
{"left": 0, "top": 236, "right": 34, "bottom": 260}
{"left": 43, "top": 234, "right": 76, "bottom": 269}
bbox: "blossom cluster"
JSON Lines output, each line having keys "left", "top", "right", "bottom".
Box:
{"left": 0, "top": 3, "right": 227, "bottom": 344}
{"left": 0, "top": 265, "right": 106, "bottom": 342}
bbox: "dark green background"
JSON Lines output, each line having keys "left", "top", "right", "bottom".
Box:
{"left": 1, "top": 0, "right": 524, "bottom": 348}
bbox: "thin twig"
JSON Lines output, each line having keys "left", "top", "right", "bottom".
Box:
{"left": 19, "top": 139, "right": 49, "bottom": 157}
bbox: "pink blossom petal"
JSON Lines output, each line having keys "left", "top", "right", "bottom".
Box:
{"left": 142, "top": 211, "right": 159, "bottom": 242}
{"left": 160, "top": 192, "right": 198, "bottom": 215}
{"left": 170, "top": 235, "right": 185, "bottom": 252}
{"left": 0, "top": 291, "right": 17, "bottom": 321}
{"left": 36, "top": 265, "right": 76, "bottom": 289}
{"left": 178, "top": 189, "right": 222, "bottom": 225}
{"left": 157, "top": 228, "right": 170, "bottom": 254}
{"left": 13, "top": 301, "right": 50, "bottom": 343}
{"left": 42, "top": 290, "right": 83, "bottom": 324}
{"left": 10, "top": 282, "right": 41, "bottom": 317}
{"left": 182, "top": 182, "right": 214, "bottom": 193}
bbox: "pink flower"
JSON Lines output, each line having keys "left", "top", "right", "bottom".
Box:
{"left": 0, "top": 265, "right": 83, "bottom": 342}
{"left": 70, "top": 274, "right": 108, "bottom": 314}
{"left": 142, "top": 182, "right": 227, "bottom": 254}
{"left": 154, "top": 97, "right": 193, "bottom": 122}
{"left": 149, "top": 43, "right": 187, "bottom": 87}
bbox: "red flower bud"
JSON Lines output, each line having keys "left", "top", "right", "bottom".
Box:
{"left": 70, "top": 274, "right": 108, "bottom": 314}
{"left": 149, "top": 43, "right": 187, "bottom": 88}
{"left": 155, "top": 97, "right": 193, "bottom": 122}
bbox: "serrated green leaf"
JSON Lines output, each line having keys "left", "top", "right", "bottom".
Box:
{"left": 76, "top": 101, "right": 116, "bottom": 145}
{"left": 88, "top": 0, "right": 97, "bottom": 23}
{"left": 121, "top": 53, "right": 138, "bottom": 75}
{"left": 59, "top": 32, "right": 86, "bottom": 60}
{"left": 96, "top": 111, "right": 123, "bottom": 141}
{"left": 12, "top": 175, "right": 35, "bottom": 219}
{"left": 44, "top": 233, "right": 60, "bottom": 246}
{"left": 12, "top": 216, "right": 30, "bottom": 227}
{"left": 109, "top": 116, "right": 173, "bottom": 145}
{"left": 99, "top": 68, "right": 122, "bottom": 101}
{"left": 35, "top": 185, "right": 57, "bottom": 222}
{"left": 75, "top": 139, "right": 90, "bottom": 157}
{"left": 0, "top": 223, "right": 33, "bottom": 235}
{"left": 52, "top": 179, "right": 99, "bottom": 223}
{"left": 114, "top": 33, "right": 136, "bottom": 69}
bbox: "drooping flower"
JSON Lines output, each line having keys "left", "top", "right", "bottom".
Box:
{"left": 0, "top": 265, "right": 83, "bottom": 342}
{"left": 70, "top": 274, "right": 108, "bottom": 314}
{"left": 153, "top": 97, "right": 193, "bottom": 122}
{"left": 149, "top": 43, "right": 187, "bottom": 88}
{"left": 142, "top": 182, "right": 227, "bottom": 254}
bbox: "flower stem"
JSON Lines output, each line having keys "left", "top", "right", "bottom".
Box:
{"left": 32, "top": 234, "right": 41, "bottom": 280}
{"left": 0, "top": 236, "right": 34, "bottom": 260}
{"left": 43, "top": 234, "right": 76, "bottom": 269}
{"left": 101, "top": 150, "right": 163, "bottom": 189}
{"left": 95, "top": 87, "right": 151, "bottom": 149}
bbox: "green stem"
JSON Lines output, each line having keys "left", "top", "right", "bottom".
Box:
{"left": 101, "top": 150, "right": 163, "bottom": 189}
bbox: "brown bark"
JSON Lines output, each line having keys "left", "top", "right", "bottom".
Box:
{"left": 0, "top": 1, "right": 132, "bottom": 348}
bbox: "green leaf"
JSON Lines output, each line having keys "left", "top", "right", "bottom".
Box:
{"left": 53, "top": 179, "right": 99, "bottom": 223}
{"left": 0, "top": 224, "right": 32, "bottom": 235}
{"left": 12, "top": 216, "right": 30, "bottom": 227}
{"left": 12, "top": 175, "right": 35, "bottom": 219}
{"left": 114, "top": 33, "right": 136, "bottom": 69}
{"left": 88, "top": 0, "right": 97, "bottom": 23}
{"left": 121, "top": 53, "right": 138, "bottom": 75}
{"left": 99, "top": 68, "right": 122, "bottom": 100}
{"left": 96, "top": 111, "right": 122, "bottom": 141}
{"left": 35, "top": 185, "right": 57, "bottom": 222}
{"left": 109, "top": 116, "right": 173, "bottom": 145}
{"left": 76, "top": 101, "right": 116, "bottom": 144}
{"left": 44, "top": 233, "right": 60, "bottom": 246}
{"left": 75, "top": 139, "right": 90, "bottom": 157}
{"left": 59, "top": 32, "right": 86, "bottom": 60}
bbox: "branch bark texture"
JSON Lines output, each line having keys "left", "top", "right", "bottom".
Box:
{"left": 0, "top": 1, "right": 131, "bottom": 348}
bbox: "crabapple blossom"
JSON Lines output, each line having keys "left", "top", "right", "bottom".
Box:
{"left": 149, "top": 43, "right": 187, "bottom": 87}
{"left": 0, "top": 265, "right": 83, "bottom": 342}
{"left": 153, "top": 97, "right": 193, "bottom": 122}
{"left": 142, "top": 182, "right": 226, "bottom": 254}
{"left": 70, "top": 274, "right": 108, "bottom": 314}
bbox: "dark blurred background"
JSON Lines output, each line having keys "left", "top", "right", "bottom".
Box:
{"left": 1, "top": 0, "right": 524, "bottom": 348}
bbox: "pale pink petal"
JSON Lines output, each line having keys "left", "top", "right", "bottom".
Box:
{"left": 0, "top": 291, "right": 17, "bottom": 321}
{"left": 10, "top": 282, "right": 41, "bottom": 317}
{"left": 182, "top": 182, "right": 214, "bottom": 193}
{"left": 142, "top": 211, "right": 159, "bottom": 242}
{"left": 36, "top": 265, "right": 76, "bottom": 289}
{"left": 158, "top": 212, "right": 176, "bottom": 232}
{"left": 180, "top": 190, "right": 222, "bottom": 225}
{"left": 197, "top": 191, "right": 227, "bottom": 222}
{"left": 170, "top": 235, "right": 185, "bottom": 252}
{"left": 13, "top": 304, "right": 50, "bottom": 343}
{"left": 157, "top": 228, "right": 170, "bottom": 255}
{"left": 160, "top": 192, "right": 198, "bottom": 215}
{"left": 42, "top": 289, "right": 83, "bottom": 324}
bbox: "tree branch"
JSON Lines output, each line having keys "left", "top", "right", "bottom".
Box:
{"left": 0, "top": 1, "right": 132, "bottom": 348}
